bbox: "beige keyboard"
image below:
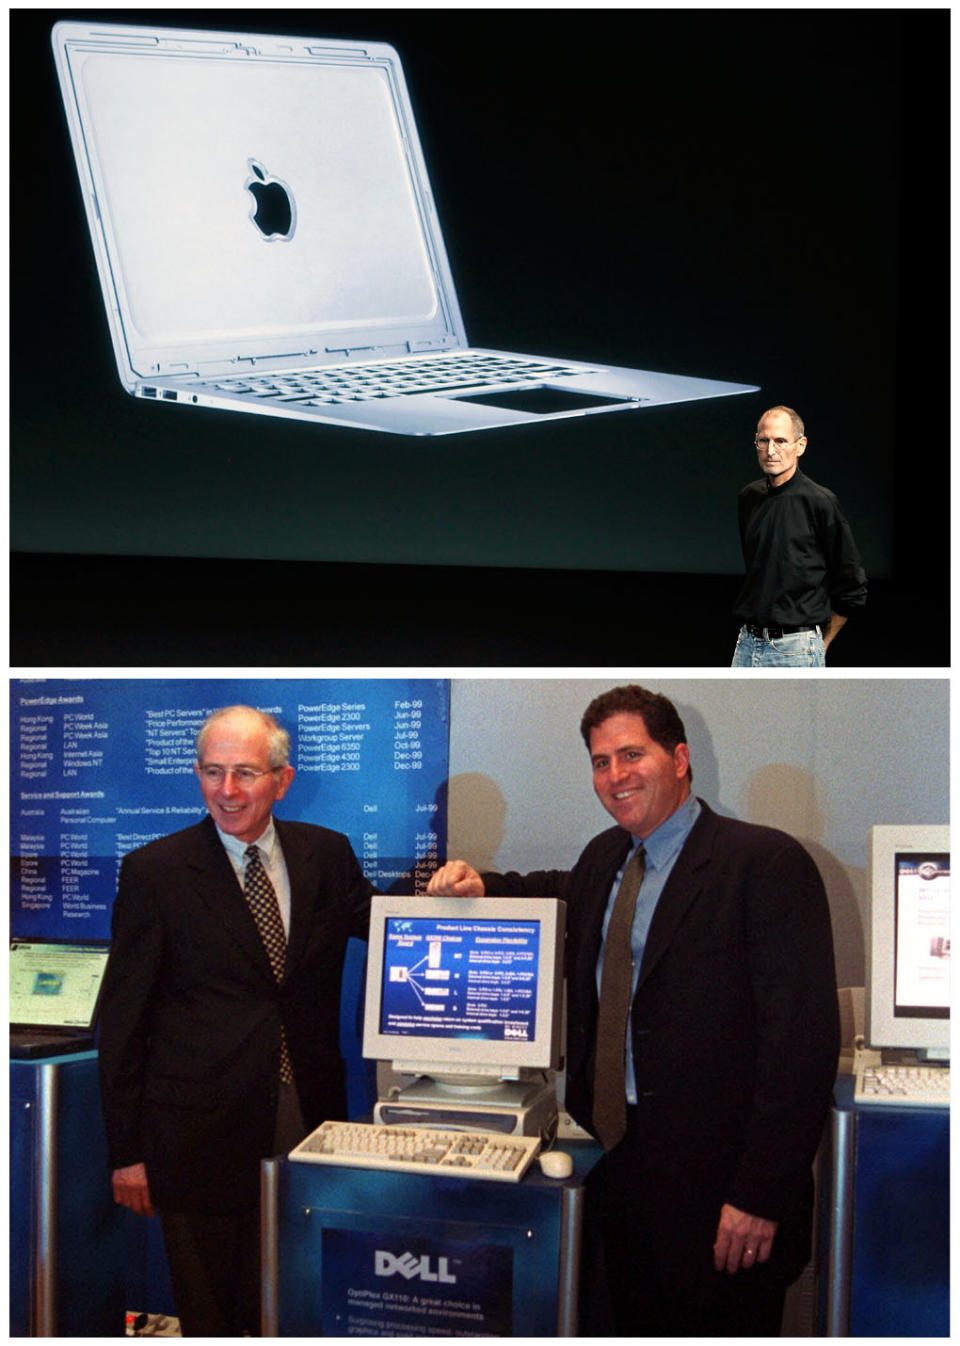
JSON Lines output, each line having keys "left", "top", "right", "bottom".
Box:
{"left": 854, "top": 1063, "right": 950, "bottom": 1107}
{"left": 288, "top": 1119, "right": 540, "bottom": 1181}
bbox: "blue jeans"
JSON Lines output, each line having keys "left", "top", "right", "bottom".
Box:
{"left": 731, "top": 625, "right": 825, "bottom": 667}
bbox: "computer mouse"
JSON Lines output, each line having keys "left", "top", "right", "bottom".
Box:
{"left": 538, "top": 1150, "right": 574, "bottom": 1179}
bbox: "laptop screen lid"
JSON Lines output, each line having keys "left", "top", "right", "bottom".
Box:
{"left": 10, "top": 939, "right": 111, "bottom": 1032}
{"left": 52, "top": 22, "right": 465, "bottom": 387}
{"left": 52, "top": 20, "right": 759, "bottom": 435}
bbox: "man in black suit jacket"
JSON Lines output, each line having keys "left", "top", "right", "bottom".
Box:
{"left": 98, "top": 705, "right": 375, "bottom": 1336}
{"left": 428, "top": 685, "right": 839, "bottom": 1336}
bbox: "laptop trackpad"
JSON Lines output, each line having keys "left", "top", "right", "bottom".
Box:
{"left": 451, "top": 387, "right": 633, "bottom": 416}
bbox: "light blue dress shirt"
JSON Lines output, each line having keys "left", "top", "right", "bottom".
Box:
{"left": 597, "top": 793, "right": 701, "bottom": 1103}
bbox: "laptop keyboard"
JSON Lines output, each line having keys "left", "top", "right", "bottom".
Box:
{"left": 205, "top": 352, "right": 589, "bottom": 405}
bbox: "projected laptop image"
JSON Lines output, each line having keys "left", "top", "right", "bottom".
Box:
{"left": 10, "top": 939, "right": 111, "bottom": 1059}
{"left": 52, "top": 21, "right": 758, "bottom": 437}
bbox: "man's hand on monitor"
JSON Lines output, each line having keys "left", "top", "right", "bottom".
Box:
{"left": 427, "top": 860, "right": 485, "bottom": 896}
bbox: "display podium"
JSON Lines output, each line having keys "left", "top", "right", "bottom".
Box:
{"left": 819, "top": 1076, "right": 949, "bottom": 1336}
{"left": 261, "top": 1141, "right": 602, "bottom": 1336}
{"left": 10, "top": 1051, "right": 127, "bottom": 1336}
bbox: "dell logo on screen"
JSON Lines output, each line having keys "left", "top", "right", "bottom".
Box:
{"left": 374, "top": 1251, "right": 457, "bottom": 1284}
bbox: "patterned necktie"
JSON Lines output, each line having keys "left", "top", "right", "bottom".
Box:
{"left": 592, "top": 844, "right": 646, "bottom": 1151}
{"left": 243, "top": 844, "right": 294, "bottom": 1085}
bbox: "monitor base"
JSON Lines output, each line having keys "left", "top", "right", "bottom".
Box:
{"left": 373, "top": 1075, "right": 558, "bottom": 1138}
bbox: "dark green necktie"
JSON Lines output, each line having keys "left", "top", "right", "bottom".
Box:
{"left": 592, "top": 845, "right": 646, "bottom": 1150}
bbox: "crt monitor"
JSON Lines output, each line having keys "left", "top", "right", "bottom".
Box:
{"left": 362, "top": 895, "right": 565, "bottom": 1088}
{"left": 865, "top": 824, "right": 950, "bottom": 1059}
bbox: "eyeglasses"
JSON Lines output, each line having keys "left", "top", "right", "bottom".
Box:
{"left": 755, "top": 436, "right": 800, "bottom": 450}
{"left": 198, "top": 765, "right": 280, "bottom": 785}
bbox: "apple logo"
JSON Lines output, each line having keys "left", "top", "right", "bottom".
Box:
{"left": 245, "top": 159, "right": 296, "bottom": 241}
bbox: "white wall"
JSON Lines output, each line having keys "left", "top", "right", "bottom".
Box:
{"left": 445, "top": 677, "right": 949, "bottom": 987}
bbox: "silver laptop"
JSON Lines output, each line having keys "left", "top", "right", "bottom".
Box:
{"left": 52, "top": 21, "right": 758, "bottom": 437}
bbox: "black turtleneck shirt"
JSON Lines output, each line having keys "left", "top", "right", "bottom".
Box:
{"left": 733, "top": 469, "right": 868, "bottom": 628}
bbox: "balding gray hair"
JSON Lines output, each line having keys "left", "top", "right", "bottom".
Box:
{"left": 195, "top": 705, "right": 291, "bottom": 769}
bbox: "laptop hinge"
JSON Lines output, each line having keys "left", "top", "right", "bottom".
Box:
{"left": 158, "top": 353, "right": 319, "bottom": 378}
{"left": 156, "top": 338, "right": 457, "bottom": 379}
{"left": 322, "top": 340, "right": 450, "bottom": 359}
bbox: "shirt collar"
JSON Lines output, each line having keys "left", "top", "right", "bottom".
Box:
{"left": 216, "top": 815, "right": 277, "bottom": 864}
{"left": 632, "top": 792, "right": 700, "bottom": 870}
{"left": 765, "top": 467, "right": 803, "bottom": 495}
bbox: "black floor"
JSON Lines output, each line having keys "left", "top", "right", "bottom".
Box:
{"left": 10, "top": 552, "right": 945, "bottom": 669}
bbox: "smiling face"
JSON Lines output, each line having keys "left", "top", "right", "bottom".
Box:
{"left": 589, "top": 712, "right": 691, "bottom": 840}
{"left": 195, "top": 708, "right": 294, "bottom": 844}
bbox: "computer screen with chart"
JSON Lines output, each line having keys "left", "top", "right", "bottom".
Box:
{"left": 363, "top": 896, "right": 565, "bottom": 1087}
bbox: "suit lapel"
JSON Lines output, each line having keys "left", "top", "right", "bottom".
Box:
{"left": 187, "top": 816, "right": 275, "bottom": 979}
{"left": 636, "top": 800, "right": 717, "bottom": 989}
{"left": 196, "top": 817, "right": 317, "bottom": 983}
{"left": 274, "top": 819, "right": 313, "bottom": 977}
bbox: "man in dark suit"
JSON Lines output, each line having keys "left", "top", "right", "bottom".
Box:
{"left": 98, "top": 705, "right": 375, "bottom": 1336}
{"left": 428, "top": 685, "right": 839, "bottom": 1336}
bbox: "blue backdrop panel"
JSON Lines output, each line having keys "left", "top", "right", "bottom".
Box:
{"left": 11, "top": 678, "right": 449, "bottom": 941}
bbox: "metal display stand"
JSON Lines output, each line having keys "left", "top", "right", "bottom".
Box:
{"left": 820, "top": 1075, "right": 950, "bottom": 1336}
{"left": 10, "top": 1051, "right": 126, "bottom": 1336}
{"left": 262, "top": 1141, "right": 602, "bottom": 1336}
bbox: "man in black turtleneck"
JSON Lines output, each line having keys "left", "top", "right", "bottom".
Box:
{"left": 731, "top": 405, "right": 867, "bottom": 666}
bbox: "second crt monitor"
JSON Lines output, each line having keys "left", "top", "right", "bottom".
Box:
{"left": 363, "top": 895, "right": 566, "bottom": 1132}
{"left": 866, "top": 824, "right": 950, "bottom": 1058}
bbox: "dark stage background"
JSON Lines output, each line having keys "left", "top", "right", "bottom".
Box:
{"left": 11, "top": 9, "right": 948, "bottom": 666}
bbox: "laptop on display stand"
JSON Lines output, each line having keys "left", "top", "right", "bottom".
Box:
{"left": 52, "top": 21, "right": 758, "bottom": 437}
{"left": 10, "top": 939, "right": 111, "bottom": 1059}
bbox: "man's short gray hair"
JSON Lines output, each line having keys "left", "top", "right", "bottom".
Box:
{"left": 758, "top": 405, "right": 805, "bottom": 439}
{"left": 195, "top": 706, "right": 291, "bottom": 769}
